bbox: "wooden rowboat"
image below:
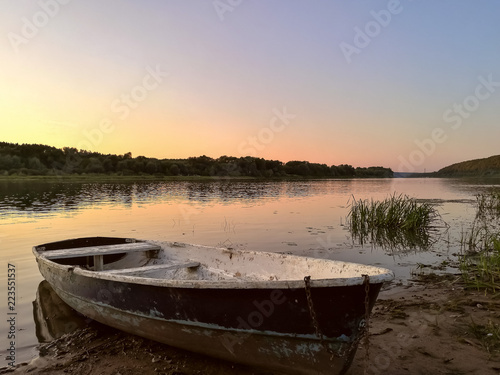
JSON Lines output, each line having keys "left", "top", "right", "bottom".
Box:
{"left": 33, "top": 236, "right": 394, "bottom": 374}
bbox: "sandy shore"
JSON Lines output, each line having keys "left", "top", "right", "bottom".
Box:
{"left": 2, "top": 275, "right": 500, "bottom": 375}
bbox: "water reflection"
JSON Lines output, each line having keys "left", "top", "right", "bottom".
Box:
{"left": 32, "top": 281, "right": 90, "bottom": 343}
{"left": 3, "top": 178, "right": 494, "bottom": 366}
{"left": 350, "top": 226, "right": 443, "bottom": 254}
{"left": 0, "top": 181, "right": 134, "bottom": 216}
{"left": 435, "top": 177, "right": 500, "bottom": 197}
{"left": 0, "top": 179, "right": 360, "bottom": 216}
{"left": 5, "top": 178, "right": 494, "bottom": 218}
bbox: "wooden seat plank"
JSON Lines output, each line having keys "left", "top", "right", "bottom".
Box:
{"left": 101, "top": 262, "right": 201, "bottom": 275}
{"left": 41, "top": 242, "right": 161, "bottom": 260}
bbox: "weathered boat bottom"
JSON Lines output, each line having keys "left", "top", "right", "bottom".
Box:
{"left": 33, "top": 237, "right": 393, "bottom": 375}
{"left": 55, "top": 287, "right": 357, "bottom": 375}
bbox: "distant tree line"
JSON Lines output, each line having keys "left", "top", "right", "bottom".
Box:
{"left": 0, "top": 142, "right": 393, "bottom": 178}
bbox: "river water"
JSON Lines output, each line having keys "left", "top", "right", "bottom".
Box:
{"left": 1, "top": 177, "right": 499, "bottom": 365}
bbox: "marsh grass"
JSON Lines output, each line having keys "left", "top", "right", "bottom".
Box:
{"left": 460, "top": 234, "right": 500, "bottom": 293}
{"left": 476, "top": 190, "right": 500, "bottom": 220}
{"left": 467, "top": 319, "right": 500, "bottom": 354}
{"left": 460, "top": 190, "right": 500, "bottom": 293}
{"left": 346, "top": 193, "right": 443, "bottom": 251}
{"left": 460, "top": 222, "right": 500, "bottom": 254}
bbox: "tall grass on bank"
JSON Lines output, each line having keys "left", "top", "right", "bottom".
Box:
{"left": 468, "top": 319, "right": 500, "bottom": 354}
{"left": 460, "top": 238, "right": 500, "bottom": 293}
{"left": 460, "top": 190, "right": 500, "bottom": 294}
{"left": 346, "top": 193, "right": 442, "bottom": 251}
{"left": 460, "top": 222, "right": 500, "bottom": 254}
{"left": 460, "top": 190, "right": 500, "bottom": 293}
{"left": 476, "top": 190, "right": 500, "bottom": 220}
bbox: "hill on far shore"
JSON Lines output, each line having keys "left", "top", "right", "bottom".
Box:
{"left": 437, "top": 154, "right": 500, "bottom": 177}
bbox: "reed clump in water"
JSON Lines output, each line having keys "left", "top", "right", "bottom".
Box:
{"left": 467, "top": 319, "right": 500, "bottom": 354}
{"left": 460, "top": 238, "right": 500, "bottom": 293}
{"left": 475, "top": 190, "right": 500, "bottom": 220}
{"left": 347, "top": 193, "right": 442, "bottom": 251}
{"left": 460, "top": 190, "right": 500, "bottom": 294}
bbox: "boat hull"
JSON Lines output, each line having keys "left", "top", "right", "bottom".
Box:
{"left": 34, "top": 237, "right": 391, "bottom": 374}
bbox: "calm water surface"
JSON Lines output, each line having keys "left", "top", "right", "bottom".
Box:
{"left": 1, "top": 177, "right": 499, "bottom": 364}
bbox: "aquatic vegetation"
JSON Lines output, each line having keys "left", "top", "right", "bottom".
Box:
{"left": 460, "top": 240, "right": 500, "bottom": 294}
{"left": 475, "top": 190, "right": 500, "bottom": 220}
{"left": 467, "top": 319, "right": 500, "bottom": 354}
{"left": 346, "top": 193, "right": 443, "bottom": 251}
{"left": 460, "top": 221, "right": 500, "bottom": 254}
{"left": 460, "top": 190, "right": 500, "bottom": 293}
{"left": 460, "top": 222, "right": 500, "bottom": 293}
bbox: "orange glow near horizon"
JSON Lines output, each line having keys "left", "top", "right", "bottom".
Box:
{"left": 1, "top": 2, "right": 500, "bottom": 173}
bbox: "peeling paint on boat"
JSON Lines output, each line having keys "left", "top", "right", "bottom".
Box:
{"left": 33, "top": 236, "right": 394, "bottom": 375}
{"left": 149, "top": 307, "right": 164, "bottom": 318}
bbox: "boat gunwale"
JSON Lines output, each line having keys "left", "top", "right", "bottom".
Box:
{"left": 33, "top": 241, "right": 394, "bottom": 289}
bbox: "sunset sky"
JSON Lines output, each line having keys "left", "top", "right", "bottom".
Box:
{"left": 1, "top": 1, "right": 500, "bottom": 172}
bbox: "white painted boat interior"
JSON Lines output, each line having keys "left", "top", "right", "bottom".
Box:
{"left": 37, "top": 240, "right": 394, "bottom": 286}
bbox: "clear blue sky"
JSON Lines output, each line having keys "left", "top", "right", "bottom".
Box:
{"left": 1, "top": 0, "right": 500, "bottom": 172}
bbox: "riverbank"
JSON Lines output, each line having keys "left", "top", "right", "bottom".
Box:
{"left": 0, "top": 174, "right": 382, "bottom": 183}
{"left": 0, "top": 174, "right": 260, "bottom": 182}
{"left": 2, "top": 275, "right": 499, "bottom": 375}
{"left": 2, "top": 173, "right": 500, "bottom": 183}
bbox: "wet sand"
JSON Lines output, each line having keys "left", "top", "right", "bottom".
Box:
{"left": 2, "top": 276, "right": 500, "bottom": 375}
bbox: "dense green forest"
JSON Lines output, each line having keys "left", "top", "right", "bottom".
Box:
{"left": 0, "top": 142, "right": 393, "bottom": 178}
